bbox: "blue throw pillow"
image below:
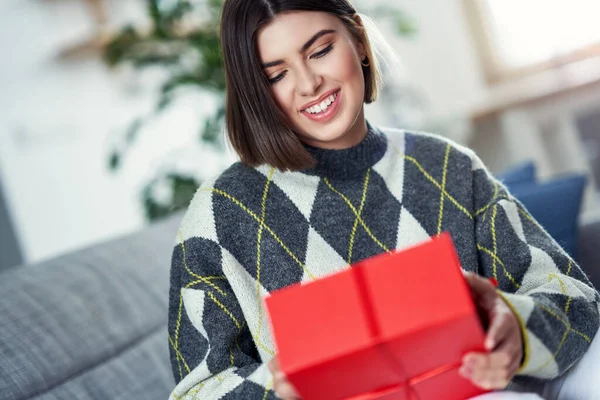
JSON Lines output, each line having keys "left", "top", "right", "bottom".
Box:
{"left": 497, "top": 161, "right": 536, "bottom": 186}
{"left": 509, "top": 174, "right": 587, "bottom": 259}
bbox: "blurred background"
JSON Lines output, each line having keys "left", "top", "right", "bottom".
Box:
{"left": 2, "top": 0, "right": 600, "bottom": 270}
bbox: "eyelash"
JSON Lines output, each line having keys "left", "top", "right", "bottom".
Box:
{"left": 311, "top": 43, "right": 334, "bottom": 60}
{"left": 269, "top": 71, "right": 287, "bottom": 84}
{"left": 268, "top": 44, "right": 335, "bottom": 85}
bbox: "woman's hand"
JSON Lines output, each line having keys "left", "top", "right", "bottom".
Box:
{"left": 268, "top": 356, "right": 301, "bottom": 399}
{"left": 459, "top": 272, "right": 524, "bottom": 390}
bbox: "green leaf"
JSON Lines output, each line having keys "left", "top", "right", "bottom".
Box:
{"left": 108, "top": 151, "right": 121, "bottom": 171}
{"left": 126, "top": 119, "right": 144, "bottom": 143}
{"left": 142, "top": 173, "right": 201, "bottom": 221}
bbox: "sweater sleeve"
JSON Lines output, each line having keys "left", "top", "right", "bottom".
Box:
{"left": 471, "top": 157, "right": 600, "bottom": 381}
{"left": 167, "top": 191, "right": 277, "bottom": 399}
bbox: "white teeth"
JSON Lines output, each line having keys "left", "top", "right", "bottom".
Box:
{"left": 304, "top": 92, "right": 338, "bottom": 114}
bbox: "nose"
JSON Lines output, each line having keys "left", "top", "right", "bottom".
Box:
{"left": 295, "top": 65, "right": 322, "bottom": 97}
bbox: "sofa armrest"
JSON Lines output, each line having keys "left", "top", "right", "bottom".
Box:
{"left": 578, "top": 217, "right": 600, "bottom": 291}
{"left": 0, "top": 211, "right": 183, "bottom": 400}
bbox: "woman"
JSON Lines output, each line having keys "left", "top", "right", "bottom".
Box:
{"left": 167, "top": 0, "right": 600, "bottom": 399}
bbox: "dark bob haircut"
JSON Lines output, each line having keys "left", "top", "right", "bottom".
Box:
{"left": 220, "top": 0, "right": 382, "bottom": 171}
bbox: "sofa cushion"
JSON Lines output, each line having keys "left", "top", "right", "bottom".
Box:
{"left": 497, "top": 163, "right": 586, "bottom": 259}
{"left": 30, "top": 328, "right": 172, "bottom": 400}
{"left": 498, "top": 161, "right": 536, "bottom": 186}
{"left": 0, "top": 213, "right": 182, "bottom": 400}
{"left": 509, "top": 174, "right": 586, "bottom": 259}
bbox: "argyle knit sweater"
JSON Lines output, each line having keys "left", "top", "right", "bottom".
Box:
{"left": 168, "top": 125, "right": 600, "bottom": 399}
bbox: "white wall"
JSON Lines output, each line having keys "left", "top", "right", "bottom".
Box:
{"left": 370, "top": 0, "right": 488, "bottom": 120}
{"left": 0, "top": 0, "right": 231, "bottom": 264}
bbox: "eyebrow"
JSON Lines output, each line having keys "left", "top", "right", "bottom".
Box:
{"left": 261, "top": 29, "right": 336, "bottom": 69}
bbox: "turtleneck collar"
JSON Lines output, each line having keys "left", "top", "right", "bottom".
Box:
{"left": 302, "top": 121, "right": 388, "bottom": 179}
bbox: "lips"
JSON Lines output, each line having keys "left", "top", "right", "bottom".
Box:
{"left": 300, "top": 89, "right": 342, "bottom": 123}
{"left": 299, "top": 89, "right": 340, "bottom": 112}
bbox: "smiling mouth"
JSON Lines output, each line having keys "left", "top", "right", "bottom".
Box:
{"left": 302, "top": 90, "right": 340, "bottom": 114}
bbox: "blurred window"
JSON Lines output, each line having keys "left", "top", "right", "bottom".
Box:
{"left": 466, "top": 0, "right": 600, "bottom": 83}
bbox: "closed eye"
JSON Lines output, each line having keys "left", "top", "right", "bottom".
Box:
{"left": 268, "top": 70, "right": 287, "bottom": 84}
{"left": 310, "top": 44, "right": 334, "bottom": 60}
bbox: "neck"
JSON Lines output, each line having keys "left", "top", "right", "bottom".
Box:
{"left": 302, "top": 121, "right": 388, "bottom": 179}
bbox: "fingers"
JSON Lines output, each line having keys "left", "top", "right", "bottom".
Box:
{"left": 461, "top": 339, "right": 521, "bottom": 390}
{"left": 485, "top": 300, "right": 512, "bottom": 350}
{"left": 274, "top": 381, "right": 301, "bottom": 400}
{"left": 268, "top": 357, "right": 301, "bottom": 400}
{"left": 267, "top": 356, "right": 279, "bottom": 373}
{"left": 460, "top": 353, "right": 509, "bottom": 390}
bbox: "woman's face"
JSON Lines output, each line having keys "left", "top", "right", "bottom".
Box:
{"left": 257, "top": 11, "right": 368, "bottom": 149}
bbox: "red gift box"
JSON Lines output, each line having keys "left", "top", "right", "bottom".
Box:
{"left": 265, "top": 233, "right": 489, "bottom": 400}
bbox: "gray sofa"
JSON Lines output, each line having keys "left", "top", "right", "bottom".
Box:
{"left": 1, "top": 212, "right": 599, "bottom": 400}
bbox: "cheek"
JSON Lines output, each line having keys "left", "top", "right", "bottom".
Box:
{"left": 329, "top": 46, "right": 363, "bottom": 85}
{"left": 270, "top": 83, "right": 295, "bottom": 115}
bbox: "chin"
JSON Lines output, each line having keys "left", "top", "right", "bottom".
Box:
{"left": 306, "top": 115, "right": 362, "bottom": 147}
{"left": 299, "top": 124, "right": 349, "bottom": 146}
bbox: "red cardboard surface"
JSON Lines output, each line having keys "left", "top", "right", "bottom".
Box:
{"left": 265, "top": 233, "right": 488, "bottom": 400}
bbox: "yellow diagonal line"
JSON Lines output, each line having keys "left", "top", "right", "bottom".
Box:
{"left": 173, "top": 383, "right": 204, "bottom": 400}
{"left": 207, "top": 291, "right": 241, "bottom": 330}
{"left": 190, "top": 385, "right": 203, "bottom": 396}
{"left": 179, "top": 231, "right": 227, "bottom": 297}
{"left": 548, "top": 260, "right": 575, "bottom": 314}
{"left": 168, "top": 334, "right": 191, "bottom": 376}
{"left": 437, "top": 144, "right": 451, "bottom": 234}
{"left": 255, "top": 168, "right": 275, "bottom": 356}
{"left": 530, "top": 324, "right": 570, "bottom": 374}
{"left": 172, "top": 276, "right": 227, "bottom": 382}
{"left": 175, "top": 292, "right": 184, "bottom": 350}
{"left": 230, "top": 321, "right": 247, "bottom": 367}
{"left": 519, "top": 205, "right": 577, "bottom": 315}
{"left": 263, "top": 378, "right": 274, "bottom": 400}
{"left": 477, "top": 177, "right": 499, "bottom": 222}
{"left": 517, "top": 205, "right": 545, "bottom": 232}
{"left": 402, "top": 154, "right": 473, "bottom": 220}
{"left": 566, "top": 259, "right": 573, "bottom": 276}
{"left": 348, "top": 169, "right": 371, "bottom": 264}
{"left": 534, "top": 301, "right": 591, "bottom": 343}
{"left": 548, "top": 272, "right": 574, "bottom": 317}
{"left": 548, "top": 273, "right": 568, "bottom": 295}
{"left": 491, "top": 205, "right": 498, "bottom": 280}
{"left": 207, "top": 291, "right": 271, "bottom": 359}
{"left": 203, "top": 188, "right": 315, "bottom": 280}
{"left": 171, "top": 332, "right": 183, "bottom": 382}
{"left": 185, "top": 276, "right": 227, "bottom": 287}
{"left": 476, "top": 244, "right": 521, "bottom": 290}
{"left": 476, "top": 196, "right": 510, "bottom": 217}
{"left": 234, "top": 321, "right": 246, "bottom": 353}
{"left": 254, "top": 338, "right": 276, "bottom": 356}
{"left": 565, "top": 260, "right": 574, "bottom": 314}
{"left": 323, "top": 178, "right": 390, "bottom": 253}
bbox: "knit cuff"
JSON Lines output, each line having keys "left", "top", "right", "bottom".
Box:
{"left": 497, "top": 291, "right": 532, "bottom": 375}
